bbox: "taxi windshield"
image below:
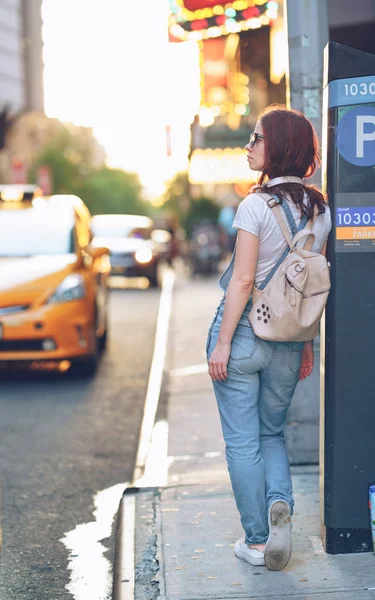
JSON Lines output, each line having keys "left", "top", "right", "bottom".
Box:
{"left": 0, "top": 207, "right": 74, "bottom": 256}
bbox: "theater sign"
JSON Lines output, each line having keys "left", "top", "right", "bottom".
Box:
{"left": 168, "top": 0, "right": 278, "bottom": 42}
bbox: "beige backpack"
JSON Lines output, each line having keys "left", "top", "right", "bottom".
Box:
{"left": 249, "top": 195, "right": 331, "bottom": 342}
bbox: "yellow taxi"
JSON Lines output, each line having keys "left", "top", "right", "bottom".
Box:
{"left": 0, "top": 185, "right": 111, "bottom": 374}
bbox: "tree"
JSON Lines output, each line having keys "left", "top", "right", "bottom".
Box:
{"left": 30, "top": 126, "right": 148, "bottom": 215}
{"left": 184, "top": 196, "right": 220, "bottom": 237}
{"left": 30, "top": 126, "right": 101, "bottom": 194}
{"left": 163, "top": 172, "right": 191, "bottom": 225}
{"left": 77, "top": 167, "right": 149, "bottom": 216}
{"left": 163, "top": 171, "right": 220, "bottom": 236}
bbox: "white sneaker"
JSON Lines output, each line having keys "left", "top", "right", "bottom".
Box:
{"left": 264, "top": 500, "right": 292, "bottom": 571}
{"left": 234, "top": 538, "right": 265, "bottom": 566}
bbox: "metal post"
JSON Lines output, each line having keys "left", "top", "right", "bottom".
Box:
{"left": 282, "top": 1, "right": 329, "bottom": 464}
{"left": 284, "top": 0, "right": 329, "bottom": 151}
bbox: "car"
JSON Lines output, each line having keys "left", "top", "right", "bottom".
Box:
{"left": 0, "top": 185, "right": 111, "bottom": 375}
{"left": 91, "top": 214, "right": 171, "bottom": 288}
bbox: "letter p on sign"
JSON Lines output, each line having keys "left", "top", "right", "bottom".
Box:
{"left": 356, "top": 115, "right": 375, "bottom": 158}
{"left": 336, "top": 106, "right": 375, "bottom": 166}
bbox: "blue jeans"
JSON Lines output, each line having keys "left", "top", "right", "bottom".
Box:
{"left": 206, "top": 296, "right": 303, "bottom": 545}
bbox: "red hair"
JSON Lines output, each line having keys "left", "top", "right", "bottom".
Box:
{"left": 252, "top": 105, "right": 327, "bottom": 218}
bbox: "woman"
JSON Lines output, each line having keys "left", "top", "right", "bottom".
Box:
{"left": 206, "top": 106, "right": 331, "bottom": 571}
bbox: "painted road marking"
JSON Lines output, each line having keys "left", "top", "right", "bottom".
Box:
{"left": 113, "top": 268, "right": 175, "bottom": 600}
{"left": 135, "top": 419, "right": 169, "bottom": 488}
{"left": 61, "top": 482, "right": 126, "bottom": 600}
{"left": 133, "top": 268, "right": 175, "bottom": 482}
{"left": 171, "top": 363, "right": 208, "bottom": 376}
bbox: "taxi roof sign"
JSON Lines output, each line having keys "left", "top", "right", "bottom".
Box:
{"left": 0, "top": 185, "right": 43, "bottom": 206}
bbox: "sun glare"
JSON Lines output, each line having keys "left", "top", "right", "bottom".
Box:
{"left": 42, "top": 0, "right": 201, "bottom": 198}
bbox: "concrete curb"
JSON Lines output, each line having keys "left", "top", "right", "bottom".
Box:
{"left": 113, "top": 487, "right": 160, "bottom": 600}
{"left": 153, "top": 493, "right": 166, "bottom": 600}
{"left": 113, "top": 488, "right": 136, "bottom": 600}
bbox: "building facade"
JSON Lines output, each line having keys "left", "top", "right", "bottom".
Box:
{"left": 0, "top": 0, "right": 25, "bottom": 112}
{"left": 0, "top": 0, "right": 44, "bottom": 116}
{"left": 169, "top": 0, "right": 375, "bottom": 203}
{"left": 168, "top": 0, "right": 281, "bottom": 203}
{"left": 22, "top": 0, "right": 44, "bottom": 113}
{"left": 328, "top": 0, "right": 375, "bottom": 53}
{"left": 0, "top": 0, "right": 44, "bottom": 181}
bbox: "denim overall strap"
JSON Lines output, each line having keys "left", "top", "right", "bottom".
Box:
{"left": 219, "top": 245, "right": 236, "bottom": 291}
{"left": 218, "top": 196, "right": 308, "bottom": 293}
{"left": 258, "top": 198, "right": 308, "bottom": 291}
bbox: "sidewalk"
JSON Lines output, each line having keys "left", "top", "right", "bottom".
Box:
{"left": 135, "top": 274, "right": 375, "bottom": 600}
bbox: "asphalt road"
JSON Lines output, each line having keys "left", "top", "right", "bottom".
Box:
{"left": 0, "top": 284, "right": 160, "bottom": 600}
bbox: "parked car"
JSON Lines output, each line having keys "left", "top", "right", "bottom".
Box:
{"left": 0, "top": 185, "right": 110, "bottom": 375}
{"left": 91, "top": 214, "right": 170, "bottom": 288}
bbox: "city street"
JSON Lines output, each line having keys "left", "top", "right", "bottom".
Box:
{"left": 0, "top": 282, "right": 161, "bottom": 600}
{"left": 1, "top": 1, "right": 375, "bottom": 599}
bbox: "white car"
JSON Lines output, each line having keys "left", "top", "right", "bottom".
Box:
{"left": 91, "top": 214, "right": 171, "bottom": 288}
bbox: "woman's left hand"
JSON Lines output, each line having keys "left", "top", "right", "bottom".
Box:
{"left": 299, "top": 341, "right": 314, "bottom": 381}
{"left": 208, "top": 340, "right": 231, "bottom": 382}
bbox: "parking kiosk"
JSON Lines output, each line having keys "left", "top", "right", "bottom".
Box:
{"left": 321, "top": 42, "right": 375, "bottom": 554}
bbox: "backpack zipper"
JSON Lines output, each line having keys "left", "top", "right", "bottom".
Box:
{"left": 285, "top": 276, "right": 330, "bottom": 298}
{"left": 302, "top": 289, "right": 331, "bottom": 298}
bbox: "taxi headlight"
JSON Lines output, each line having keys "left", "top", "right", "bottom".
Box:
{"left": 47, "top": 274, "right": 86, "bottom": 304}
{"left": 135, "top": 248, "right": 153, "bottom": 264}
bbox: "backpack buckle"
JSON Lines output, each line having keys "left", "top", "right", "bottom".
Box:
{"left": 267, "top": 196, "right": 282, "bottom": 208}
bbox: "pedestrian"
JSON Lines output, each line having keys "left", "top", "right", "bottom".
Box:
{"left": 206, "top": 105, "right": 331, "bottom": 571}
{"left": 217, "top": 201, "right": 238, "bottom": 250}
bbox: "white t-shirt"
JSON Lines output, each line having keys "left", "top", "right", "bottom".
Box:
{"left": 233, "top": 192, "right": 332, "bottom": 287}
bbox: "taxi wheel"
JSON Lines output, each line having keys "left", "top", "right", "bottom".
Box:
{"left": 78, "top": 347, "right": 99, "bottom": 375}
{"left": 98, "top": 320, "right": 108, "bottom": 352}
{"left": 73, "top": 325, "right": 100, "bottom": 376}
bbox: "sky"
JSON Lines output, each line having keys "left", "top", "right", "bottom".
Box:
{"left": 42, "top": 0, "right": 201, "bottom": 199}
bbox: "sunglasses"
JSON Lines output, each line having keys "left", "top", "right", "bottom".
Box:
{"left": 248, "top": 132, "right": 265, "bottom": 148}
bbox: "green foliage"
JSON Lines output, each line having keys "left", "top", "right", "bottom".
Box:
{"left": 184, "top": 196, "right": 220, "bottom": 237}
{"left": 163, "top": 171, "right": 190, "bottom": 217}
{"left": 30, "top": 126, "right": 148, "bottom": 216}
{"left": 30, "top": 130, "right": 82, "bottom": 194}
{"left": 76, "top": 167, "right": 149, "bottom": 216}
{"left": 162, "top": 171, "right": 220, "bottom": 235}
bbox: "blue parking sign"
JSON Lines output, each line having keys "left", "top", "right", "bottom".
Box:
{"left": 336, "top": 105, "right": 375, "bottom": 166}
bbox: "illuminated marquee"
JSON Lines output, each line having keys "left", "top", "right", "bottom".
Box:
{"left": 188, "top": 148, "right": 258, "bottom": 184}
{"left": 183, "top": 0, "right": 230, "bottom": 9}
{"left": 168, "top": 0, "right": 278, "bottom": 42}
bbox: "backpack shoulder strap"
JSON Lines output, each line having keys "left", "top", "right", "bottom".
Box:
{"left": 302, "top": 205, "right": 320, "bottom": 250}
{"left": 272, "top": 204, "right": 294, "bottom": 248}
{"left": 258, "top": 193, "right": 294, "bottom": 248}
{"left": 257, "top": 195, "right": 309, "bottom": 291}
{"left": 259, "top": 193, "right": 320, "bottom": 251}
{"left": 291, "top": 227, "right": 316, "bottom": 249}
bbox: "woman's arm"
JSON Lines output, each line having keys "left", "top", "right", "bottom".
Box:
{"left": 208, "top": 229, "right": 259, "bottom": 382}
